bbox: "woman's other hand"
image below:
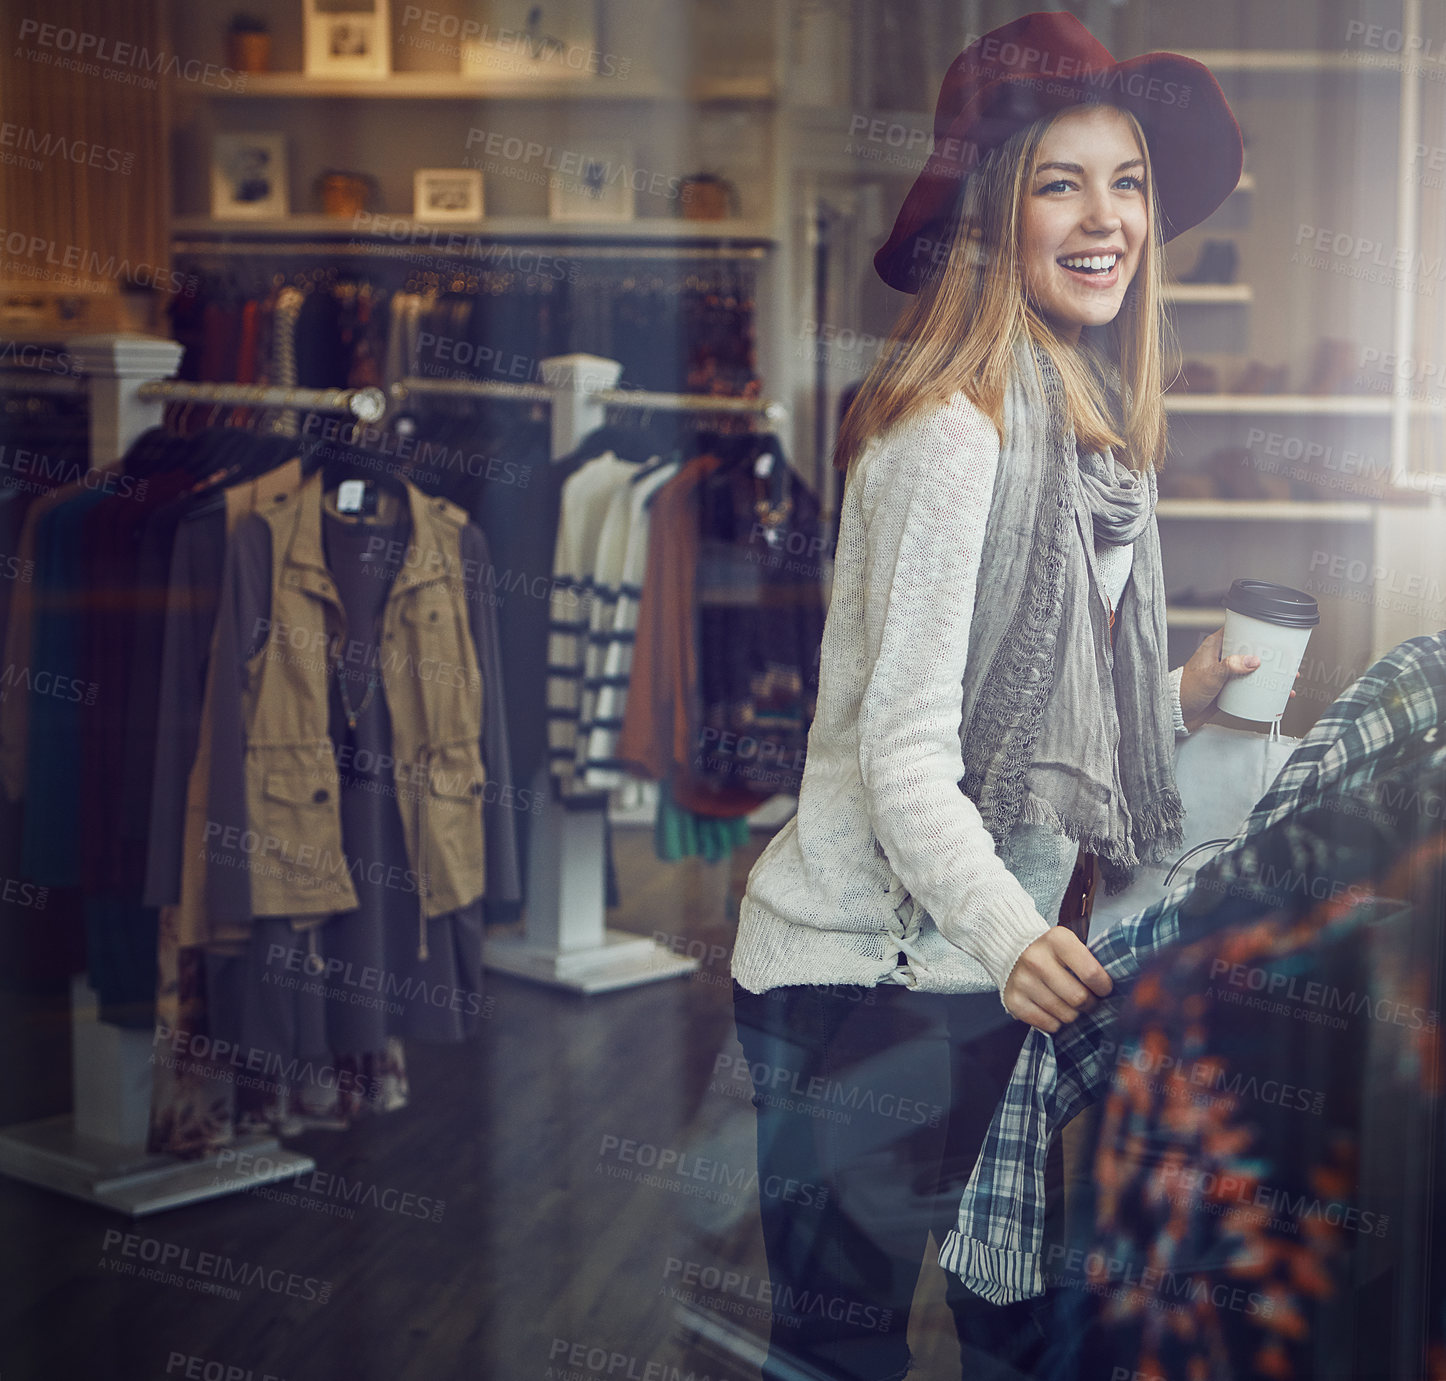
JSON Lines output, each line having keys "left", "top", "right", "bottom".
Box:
{"left": 1002, "top": 928, "right": 1113, "bottom": 1033}
{"left": 1178, "top": 626, "right": 1298, "bottom": 733}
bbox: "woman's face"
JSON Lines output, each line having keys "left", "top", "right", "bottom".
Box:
{"left": 1020, "top": 105, "right": 1149, "bottom": 344}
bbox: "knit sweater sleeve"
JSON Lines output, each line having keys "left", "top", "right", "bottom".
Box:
{"left": 1169, "top": 663, "right": 1189, "bottom": 736}
{"left": 855, "top": 400, "right": 1052, "bottom": 993}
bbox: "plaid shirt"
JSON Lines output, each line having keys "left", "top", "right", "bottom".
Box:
{"left": 939, "top": 632, "right": 1446, "bottom": 1303}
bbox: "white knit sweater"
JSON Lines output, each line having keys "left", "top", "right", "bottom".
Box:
{"left": 731, "top": 392, "right": 1189, "bottom": 997}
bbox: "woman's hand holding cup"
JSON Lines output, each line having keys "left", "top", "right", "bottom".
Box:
{"left": 1002, "top": 928, "right": 1113, "bottom": 1033}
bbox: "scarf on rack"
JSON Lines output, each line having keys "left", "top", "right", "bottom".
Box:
{"left": 958, "top": 338, "right": 1183, "bottom": 894}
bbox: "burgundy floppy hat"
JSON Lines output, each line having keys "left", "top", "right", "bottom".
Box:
{"left": 874, "top": 10, "right": 1243, "bottom": 293}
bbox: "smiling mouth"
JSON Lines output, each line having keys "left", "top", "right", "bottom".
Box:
{"left": 1058, "top": 252, "right": 1121, "bottom": 276}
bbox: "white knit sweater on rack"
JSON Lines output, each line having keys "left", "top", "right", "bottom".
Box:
{"left": 732, "top": 392, "right": 1189, "bottom": 997}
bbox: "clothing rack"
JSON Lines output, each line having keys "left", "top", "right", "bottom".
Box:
{"left": 0, "top": 334, "right": 319, "bottom": 1214}
{"left": 135, "top": 379, "right": 388, "bottom": 423}
{"left": 397, "top": 357, "right": 783, "bottom": 993}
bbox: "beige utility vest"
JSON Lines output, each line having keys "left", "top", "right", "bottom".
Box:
{"left": 243, "top": 472, "right": 485, "bottom": 955}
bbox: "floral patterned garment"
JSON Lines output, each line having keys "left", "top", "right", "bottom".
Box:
{"left": 1042, "top": 777, "right": 1446, "bottom": 1381}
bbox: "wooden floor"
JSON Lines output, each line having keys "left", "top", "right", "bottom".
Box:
{"left": 0, "top": 827, "right": 1064, "bottom": 1381}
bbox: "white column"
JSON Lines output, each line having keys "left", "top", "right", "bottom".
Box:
{"left": 67, "top": 333, "right": 185, "bottom": 466}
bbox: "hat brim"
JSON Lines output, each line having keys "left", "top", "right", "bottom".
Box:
{"left": 875, "top": 52, "right": 1243, "bottom": 293}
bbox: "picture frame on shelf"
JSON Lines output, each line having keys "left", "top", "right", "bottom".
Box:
{"left": 413, "top": 169, "right": 485, "bottom": 222}
{"left": 548, "top": 142, "right": 634, "bottom": 222}
{"left": 210, "top": 132, "right": 289, "bottom": 219}
{"left": 461, "top": 0, "right": 599, "bottom": 83}
{"left": 304, "top": 0, "right": 391, "bottom": 79}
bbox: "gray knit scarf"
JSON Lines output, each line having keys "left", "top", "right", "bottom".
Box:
{"left": 958, "top": 339, "right": 1184, "bottom": 894}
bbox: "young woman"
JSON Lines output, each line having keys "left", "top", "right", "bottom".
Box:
{"left": 731, "top": 14, "right": 1258, "bottom": 1381}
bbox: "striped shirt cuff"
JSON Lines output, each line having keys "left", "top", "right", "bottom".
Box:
{"left": 937, "top": 1230, "right": 1043, "bottom": 1304}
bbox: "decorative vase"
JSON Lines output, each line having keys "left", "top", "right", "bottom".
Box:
{"left": 227, "top": 31, "right": 271, "bottom": 73}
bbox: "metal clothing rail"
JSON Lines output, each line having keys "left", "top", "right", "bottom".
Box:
{"left": 393, "top": 375, "right": 788, "bottom": 423}
{"left": 0, "top": 370, "right": 87, "bottom": 396}
{"left": 135, "top": 379, "right": 388, "bottom": 422}
{"left": 391, "top": 377, "right": 554, "bottom": 405}
{"left": 171, "top": 239, "right": 771, "bottom": 262}
{"left": 593, "top": 386, "right": 787, "bottom": 424}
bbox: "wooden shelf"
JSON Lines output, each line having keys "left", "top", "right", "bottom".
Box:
{"left": 1165, "top": 393, "right": 1392, "bottom": 415}
{"left": 1177, "top": 49, "right": 1406, "bottom": 72}
{"left": 200, "top": 72, "right": 774, "bottom": 102}
{"left": 1164, "top": 283, "right": 1253, "bottom": 304}
{"left": 171, "top": 215, "right": 777, "bottom": 244}
{"left": 1166, "top": 607, "right": 1228, "bottom": 629}
{"left": 1156, "top": 498, "right": 1374, "bottom": 521}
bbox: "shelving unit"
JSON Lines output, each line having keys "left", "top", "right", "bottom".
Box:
{"left": 1165, "top": 394, "right": 1394, "bottom": 415}
{"left": 170, "top": 214, "right": 776, "bottom": 245}
{"left": 1156, "top": 499, "right": 1376, "bottom": 522}
{"left": 203, "top": 73, "right": 775, "bottom": 102}
{"left": 1166, "top": 607, "right": 1228, "bottom": 629}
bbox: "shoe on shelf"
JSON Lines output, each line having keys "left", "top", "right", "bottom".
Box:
{"left": 1170, "top": 359, "right": 1219, "bottom": 393}
{"left": 1303, "top": 337, "right": 1360, "bottom": 395}
{"left": 1158, "top": 468, "right": 1218, "bottom": 499}
{"left": 1168, "top": 586, "right": 1233, "bottom": 607}
{"left": 1177, "top": 238, "right": 1239, "bottom": 285}
{"left": 1209, "top": 445, "right": 1292, "bottom": 501}
{"left": 1232, "top": 360, "right": 1290, "bottom": 394}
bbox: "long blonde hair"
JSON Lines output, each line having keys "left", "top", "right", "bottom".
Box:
{"left": 835, "top": 106, "right": 1175, "bottom": 474}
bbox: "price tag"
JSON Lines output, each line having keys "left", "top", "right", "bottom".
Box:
{"left": 337, "top": 479, "right": 366, "bottom": 513}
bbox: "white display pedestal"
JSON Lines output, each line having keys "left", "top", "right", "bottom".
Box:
{"left": 0, "top": 977, "right": 315, "bottom": 1216}
{"left": 482, "top": 353, "right": 699, "bottom": 993}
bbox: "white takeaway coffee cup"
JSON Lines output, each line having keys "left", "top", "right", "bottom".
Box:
{"left": 1216, "top": 579, "right": 1320, "bottom": 722}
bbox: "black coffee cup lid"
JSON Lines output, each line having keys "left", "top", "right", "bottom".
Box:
{"left": 1224, "top": 579, "right": 1320, "bottom": 628}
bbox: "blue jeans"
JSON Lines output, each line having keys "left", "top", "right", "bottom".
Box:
{"left": 732, "top": 979, "right": 1062, "bottom": 1381}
